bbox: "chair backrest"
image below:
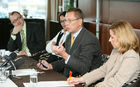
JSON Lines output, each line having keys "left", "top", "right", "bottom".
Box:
{"left": 101, "top": 54, "right": 109, "bottom": 64}
{"left": 122, "top": 73, "right": 140, "bottom": 87}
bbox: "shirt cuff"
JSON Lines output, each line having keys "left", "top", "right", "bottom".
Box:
{"left": 65, "top": 55, "right": 70, "bottom": 64}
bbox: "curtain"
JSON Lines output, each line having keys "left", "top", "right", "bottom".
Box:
{"left": 46, "top": 0, "right": 58, "bottom": 40}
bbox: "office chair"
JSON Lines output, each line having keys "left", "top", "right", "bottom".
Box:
{"left": 122, "top": 73, "right": 140, "bottom": 87}
{"left": 101, "top": 54, "right": 109, "bottom": 63}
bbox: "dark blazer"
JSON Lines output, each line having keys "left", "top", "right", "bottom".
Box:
{"left": 7, "top": 21, "right": 46, "bottom": 55}
{"left": 52, "top": 27, "right": 102, "bottom": 77}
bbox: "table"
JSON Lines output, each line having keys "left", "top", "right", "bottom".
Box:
{"left": 11, "top": 56, "right": 82, "bottom": 87}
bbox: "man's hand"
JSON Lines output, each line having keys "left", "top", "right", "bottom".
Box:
{"left": 51, "top": 41, "right": 69, "bottom": 60}
{"left": 18, "top": 50, "right": 27, "bottom": 56}
{"left": 37, "top": 60, "right": 53, "bottom": 70}
{"left": 12, "top": 23, "right": 23, "bottom": 34}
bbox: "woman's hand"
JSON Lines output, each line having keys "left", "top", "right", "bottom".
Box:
{"left": 67, "top": 77, "right": 85, "bottom": 86}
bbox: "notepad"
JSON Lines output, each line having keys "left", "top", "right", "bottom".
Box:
{"left": 0, "top": 78, "right": 18, "bottom": 87}
{"left": 12, "top": 69, "right": 37, "bottom": 76}
{"left": 23, "top": 81, "right": 74, "bottom": 87}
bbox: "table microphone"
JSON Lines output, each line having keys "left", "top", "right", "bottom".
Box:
{"left": 0, "top": 52, "right": 17, "bottom": 67}
{"left": 4, "top": 52, "right": 17, "bottom": 61}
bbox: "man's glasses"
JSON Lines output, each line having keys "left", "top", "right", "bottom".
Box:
{"left": 60, "top": 18, "right": 80, "bottom": 23}
{"left": 11, "top": 15, "right": 22, "bottom": 24}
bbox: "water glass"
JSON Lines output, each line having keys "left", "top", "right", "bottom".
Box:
{"left": 0, "top": 49, "right": 6, "bottom": 57}
{"left": 0, "top": 67, "right": 9, "bottom": 83}
{"left": 30, "top": 73, "right": 38, "bottom": 87}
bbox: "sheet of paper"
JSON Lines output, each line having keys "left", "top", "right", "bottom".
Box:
{"left": 12, "top": 69, "right": 37, "bottom": 76}
{"left": 0, "top": 78, "right": 18, "bottom": 87}
{"left": 23, "top": 81, "right": 74, "bottom": 87}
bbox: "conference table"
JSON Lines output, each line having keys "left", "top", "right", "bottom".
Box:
{"left": 11, "top": 56, "right": 83, "bottom": 87}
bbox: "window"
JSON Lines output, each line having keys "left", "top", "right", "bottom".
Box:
{"left": 0, "top": 0, "right": 46, "bottom": 19}
{"left": 62, "top": 0, "right": 78, "bottom": 11}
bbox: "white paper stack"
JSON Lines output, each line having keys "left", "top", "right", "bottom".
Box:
{"left": 23, "top": 81, "right": 74, "bottom": 87}
{"left": 12, "top": 69, "right": 37, "bottom": 76}
{"left": 0, "top": 78, "right": 18, "bottom": 87}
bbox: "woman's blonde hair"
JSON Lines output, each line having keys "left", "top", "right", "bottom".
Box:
{"left": 108, "top": 20, "right": 140, "bottom": 54}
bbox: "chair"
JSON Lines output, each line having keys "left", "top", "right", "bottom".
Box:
{"left": 122, "top": 73, "right": 140, "bottom": 87}
{"left": 101, "top": 54, "right": 109, "bottom": 64}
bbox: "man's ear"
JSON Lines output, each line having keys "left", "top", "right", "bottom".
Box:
{"left": 79, "top": 19, "right": 83, "bottom": 26}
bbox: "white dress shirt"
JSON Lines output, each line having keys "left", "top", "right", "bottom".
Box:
{"left": 46, "top": 29, "right": 69, "bottom": 55}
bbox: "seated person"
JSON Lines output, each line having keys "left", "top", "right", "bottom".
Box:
{"left": 37, "top": 8, "right": 102, "bottom": 77}
{"left": 45, "top": 11, "right": 69, "bottom": 63}
{"left": 68, "top": 20, "right": 140, "bottom": 87}
{"left": 7, "top": 11, "right": 45, "bottom": 58}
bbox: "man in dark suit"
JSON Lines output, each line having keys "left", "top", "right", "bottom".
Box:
{"left": 7, "top": 11, "right": 45, "bottom": 57}
{"left": 37, "top": 8, "right": 102, "bottom": 77}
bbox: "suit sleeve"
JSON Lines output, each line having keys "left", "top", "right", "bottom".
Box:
{"left": 51, "top": 59, "right": 65, "bottom": 73}
{"left": 7, "top": 30, "right": 19, "bottom": 51}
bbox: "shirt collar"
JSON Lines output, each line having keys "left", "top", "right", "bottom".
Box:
{"left": 23, "top": 21, "right": 26, "bottom": 31}
{"left": 72, "top": 27, "right": 82, "bottom": 39}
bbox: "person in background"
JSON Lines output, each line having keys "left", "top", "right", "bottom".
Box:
{"left": 37, "top": 8, "right": 102, "bottom": 77}
{"left": 7, "top": 11, "right": 45, "bottom": 57}
{"left": 68, "top": 20, "right": 140, "bottom": 87}
{"left": 45, "top": 11, "right": 69, "bottom": 63}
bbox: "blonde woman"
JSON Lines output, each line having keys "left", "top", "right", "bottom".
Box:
{"left": 68, "top": 21, "right": 140, "bottom": 87}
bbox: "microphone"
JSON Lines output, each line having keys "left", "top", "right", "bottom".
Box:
{"left": 4, "top": 52, "right": 17, "bottom": 61}
{"left": 0, "top": 52, "right": 17, "bottom": 67}
{"left": 8, "top": 57, "right": 24, "bottom": 70}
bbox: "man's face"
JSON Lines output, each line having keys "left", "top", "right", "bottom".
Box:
{"left": 65, "top": 12, "right": 82, "bottom": 34}
{"left": 60, "top": 15, "right": 67, "bottom": 31}
{"left": 10, "top": 13, "right": 24, "bottom": 26}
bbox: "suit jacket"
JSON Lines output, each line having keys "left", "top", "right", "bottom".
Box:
{"left": 52, "top": 27, "right": 102, "bottom": 77}
{"left": 83, "top": 49, "right": 140, "bottom": 87}
{"left": 7, "top": 21, "right": 46, "bottom": 55}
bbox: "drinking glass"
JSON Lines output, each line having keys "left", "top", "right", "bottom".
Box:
{"left": 0, "top": 67, "right": 9, "bottom": 83}
{"left": 30, "top": 73, "right": 38, "bottom": 87}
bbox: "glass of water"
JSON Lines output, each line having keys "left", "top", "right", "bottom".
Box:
{"left": 0, "top": 67, "right": 9, "bottom": 83}
{"left": 30, "top": 73, "right": 38, "bottom": 87}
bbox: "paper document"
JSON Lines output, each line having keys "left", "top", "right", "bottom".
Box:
{"left": 12, "top": 69, "right": 37, "bottom": 76}
{"left": 0, "top": 78, "right": 18, "bottom": 87}
{"left": 23, "top": 81, "right": 74, "bottom": 87}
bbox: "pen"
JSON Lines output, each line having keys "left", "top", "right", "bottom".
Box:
{"left": 68, "top": 71, "right": 72, "bottom": 85}
{"left": 39, "top": 60, "right": 48, "bottom": 69}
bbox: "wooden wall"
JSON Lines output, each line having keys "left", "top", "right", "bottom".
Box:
{"left": 79, "top": 0, "right": 140, "bottom": 28}
{"left": 101, "top": 0, "right": 140, "bottom": 28}
{"left": 79, "top": 0, "right": 140, "bottom": 54}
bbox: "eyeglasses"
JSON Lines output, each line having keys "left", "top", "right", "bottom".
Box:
{"left": 60, "top": 20, "right": 65, "bottom": 23}
{"left": 64, "top": 18, "right": 80, "bottom": 23}
{"left": 11, "top": 15, "right": 22, "bottom": 24}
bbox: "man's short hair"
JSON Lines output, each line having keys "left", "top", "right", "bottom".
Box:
{"left": 67, "top": 8, "right": 84, "bottom": 20}
{"left": 9, "top": 11, "right": 21, "bottom": 17}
